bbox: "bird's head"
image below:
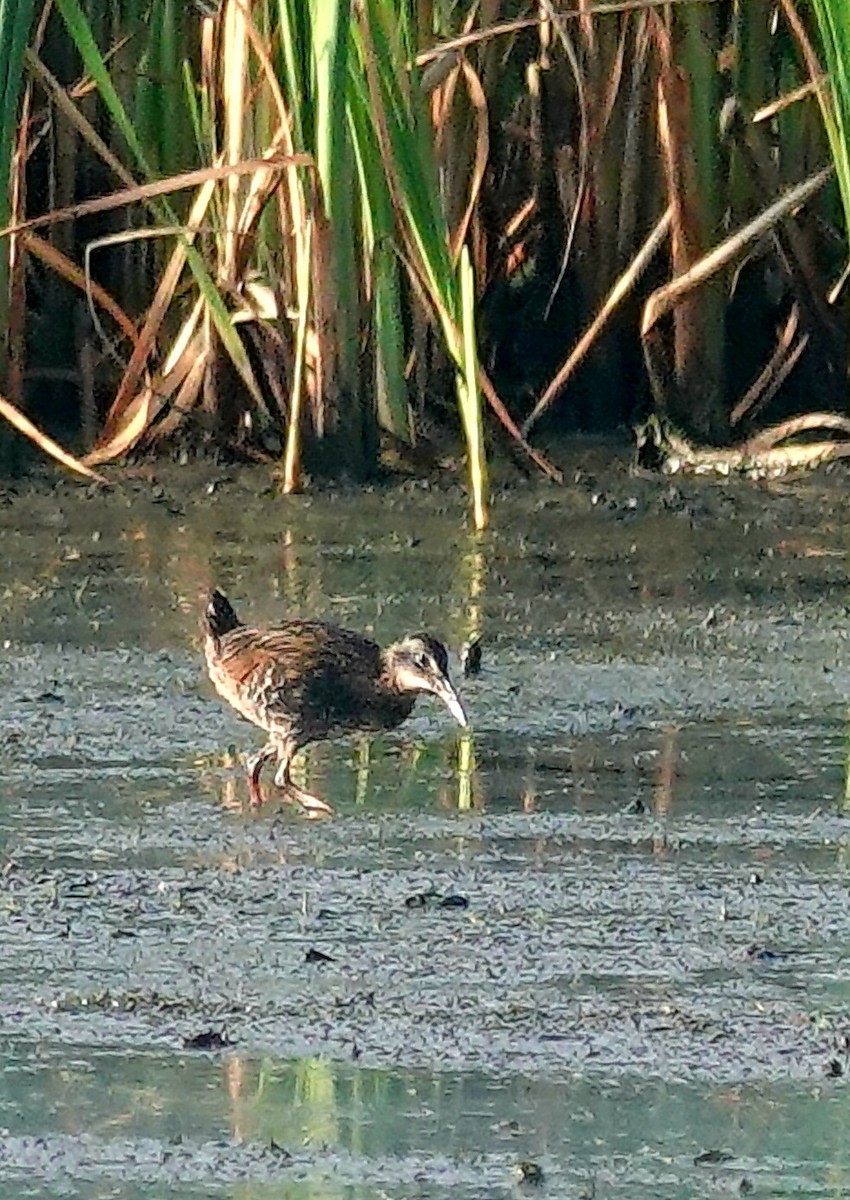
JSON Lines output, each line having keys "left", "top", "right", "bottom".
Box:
{"left": 384, "top": 634, "right": 468, "bottom": 727}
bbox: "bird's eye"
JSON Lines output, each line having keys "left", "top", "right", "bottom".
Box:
{"left": 415, "top": 653, "right": 429, "bottom": 671}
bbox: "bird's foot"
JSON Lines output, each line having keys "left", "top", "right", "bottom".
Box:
{"left": 282, "top": 784, "right": 334, "bottom": 818}
{"left": 271, "top": 757, "right": 334, "bottom": 816}
{"left": 245, "top": 775, "right": 330, "bottom": 815}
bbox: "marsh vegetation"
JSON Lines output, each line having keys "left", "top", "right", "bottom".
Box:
{"left": 0, "top": 2, "right": 847, "bottom": 529}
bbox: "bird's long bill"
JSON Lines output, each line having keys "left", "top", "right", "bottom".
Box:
{"left": 431, "top": 676, "right": 468, "bottom": 728}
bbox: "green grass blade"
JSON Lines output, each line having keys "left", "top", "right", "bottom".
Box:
{"left": 0, "top": 0, "right": 36, "bottom": 303}
{"left": 811, "top": 0, "right": 850, "bottom": 232}
{"left": 349, "top": 60, "right": 411, "bottom": 440}
{"left": 458, "top": 245, "right": 487, "bottom": 530}
{"left": 311, "top": 0, "right": 349, "bottom": 210}
{"left": 54, "top": 0, "right": 153, "bottom": 176}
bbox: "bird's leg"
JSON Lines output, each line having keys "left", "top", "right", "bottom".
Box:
{"left": 272, "top": 739, "right": 334, "bottom": 816}
{"left": 246, "top": 742, "right": 277, "bottom": 807}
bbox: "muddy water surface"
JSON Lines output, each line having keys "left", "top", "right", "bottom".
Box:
{"left": 3, "top": 452, "right": 850, "bottom": 1197}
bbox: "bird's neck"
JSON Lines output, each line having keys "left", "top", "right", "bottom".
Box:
{"left": 378, "top": 649, "right": 403, "bottom": 694}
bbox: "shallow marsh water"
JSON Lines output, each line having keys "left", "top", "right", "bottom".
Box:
{"left": 3, "top": 451, "right": 850, "bottom": 1196}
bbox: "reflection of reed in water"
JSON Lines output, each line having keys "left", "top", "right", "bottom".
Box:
{"left": 455, "top": 730, "right": 476, "bottom": 811}
{"left": 226, "top": 1055, "right": 344, "bottom": 1151}
{"left": 446, "top": 532, "right": 487, "bottom": 813}
{"left": 225, "top": 1055, "right": 559, "bottom": 1171}
{"left": 199, "top": 732, "right": 478, "bottom": 814}
{"left": 227, "top": 1054, "right": 400, "bottom": 1156}
{"left": 3, "top": 486, "right": 497, "bottom": 658}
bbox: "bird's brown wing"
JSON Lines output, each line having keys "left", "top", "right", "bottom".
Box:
{"left": 212, "top": 620, "right": 401, "bottom": 738}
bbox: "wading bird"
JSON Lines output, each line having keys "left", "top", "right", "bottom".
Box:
{"left": 202, "top": 589, "right": 467, "bottom": 814}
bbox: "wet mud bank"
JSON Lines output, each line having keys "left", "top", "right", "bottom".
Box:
{"left": 3, "top": 449, "right": 850, "bottom": 1196}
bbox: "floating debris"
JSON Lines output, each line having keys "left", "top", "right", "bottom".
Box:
{"left": 694, "top": 1149, "right": 734, "bottom": 1166}
{"left": 183, "top": 1029, "right": 231, "bottom": 1051}
{"left": 405, "top": 890, "right": 469, "bottom": 911}
{"left": 515, "top": 1160, "right": 544, "bottom": 1185}
{"left": 621, "top": 797, "right": 647, "bottom": 816}
{"left": 745, "top": 944, "right": 786, "bottom": 963}
{"left": 305, "top": 947, "right": 335, "bottom": 964}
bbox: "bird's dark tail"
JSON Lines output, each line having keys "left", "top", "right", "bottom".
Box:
{"left": 202, "top": 589, "right": 242, "bottom": 644}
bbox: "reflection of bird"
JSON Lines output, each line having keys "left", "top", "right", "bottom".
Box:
{"left": 202, "top": 590, "right": 468, "bottom": 814}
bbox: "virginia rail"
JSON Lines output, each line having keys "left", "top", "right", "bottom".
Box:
{"left": 202, "top": 589, "right": 468, "bottom": 813}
